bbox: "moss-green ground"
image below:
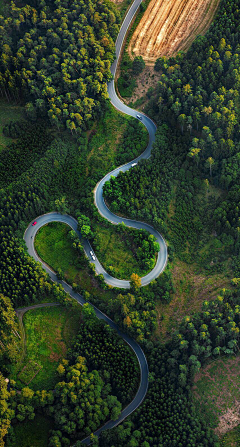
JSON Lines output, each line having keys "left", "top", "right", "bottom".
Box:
{"left": 10, "top": 306, "right": 82, "bottom": 390}
{"left": 35, "top": 221, "right": 150, "bottom": 280}
{"left": 0, "top": 99, "right": 24, "bottom": 151}
{"left": 192, "top": 355, "right": 240, "bottom": 436}
{"left": 6, "top": 415, "right": 54, "bottom": 447}
{"left": 220, "top": 425, "right": 240, "bottom": 447}
{"left": 92, "top": 223, "right": 152, "bottom": 279}
{"left": 76, "top": 105, "right": 148, "bottom": 187}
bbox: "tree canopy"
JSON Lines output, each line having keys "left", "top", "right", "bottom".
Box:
{"left": 0, "top": 0, "right": 120, "bottom": 133}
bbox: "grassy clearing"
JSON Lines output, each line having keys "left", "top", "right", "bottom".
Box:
{"left": 34, "top": 221, "right": 116, "bottom": 302}
{"left": 35, "top": 222, "right": 80, "bottom": 276}
{"left": 93, "top": 223, "right": 152, "bottom": 279}
{"left": 7, "top": 415, "right": 53, "bottom": 447}
{"left": 80, "top": 105, "right": 148, "bottom": 182}
{"left": 220, "top": 426, "right": 240, "bottom": 446}
{"left": 10, "top": 306, "right": 82, "bottom": 390}
{"left": 85, "top": 106, "right": 128, "bottom": 178}
{"left": 35, "top": 220, "right": 150, "bottom": 282}
{"left": 192, "top": 356, "right": 240, "bottom": 437}
{"left": 0, "top": 99, "right": 24, "bottom": 151}
{"left": 155, "top": 259, "right": 232, "bottom": 341}
{"left": 113, "top": 0, "right": 132, "bottom": 18}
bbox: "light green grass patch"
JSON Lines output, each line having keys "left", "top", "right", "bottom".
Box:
{"left": 83, "top": 105, "right": 147, "bottom": 181}
{"left": 10, "top": 306, "right": 82, "bottom": 390}
{"left": 35, "top": 220, "right": 151, "bottom": 282}
{"left": 34, "top": 222, "right": 116, "bottom": 302}
{"left": 35, "top": 222, "right": 78, "bottom": 275}
{"left": 93, "top": 223, "right": 152, "bottom": 279}
{"left": 18, "top": 360, "right": 42, "bottom": 385}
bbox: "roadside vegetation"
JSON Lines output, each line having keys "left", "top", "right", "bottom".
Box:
{"left": 117, "top": 0, "right": 151, "bottom": 99}
{"left": 78, "top": 105, "right": 148, "bottom": 185}
{"left": 112, "top": 0, "right": 133, "bottom": 19}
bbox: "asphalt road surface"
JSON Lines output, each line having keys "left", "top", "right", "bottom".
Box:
{"left": 24, "top": 0, "right": 168, "bottom": 442}
{"left": 24, "top": 215, "right": 148, "bottom": 445}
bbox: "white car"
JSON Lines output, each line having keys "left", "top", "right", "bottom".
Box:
{"left": 131, "top": 163, "right": 137, "bottom": 167}
{"left": 90, "top": 250, "right": 96, "bottom": 261}
{"left": 136, "top": 114, "right": 142, "bottom": 120}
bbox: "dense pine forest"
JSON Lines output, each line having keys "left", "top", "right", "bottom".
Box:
{"left": 1, "top": 0, "right": 240, "bottom": 446}
{"left": 0, "top": 0, "right": 120, "bottom": 132}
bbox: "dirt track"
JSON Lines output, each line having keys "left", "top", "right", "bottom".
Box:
{"left": 128, "top": 0, "right": 220, "bottom": 63}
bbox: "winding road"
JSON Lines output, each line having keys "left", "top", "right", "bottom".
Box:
{"left": 24, "top": 0, "right": 168, "bottom": 443}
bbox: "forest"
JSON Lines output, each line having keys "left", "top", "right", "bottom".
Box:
{"left": 0, "top": 0, "right": 120, "bottom": 132}
{"left": 1, "top": 0, "right": 240, "bottom": 445}
{"left": 103, "top": 0, "right": 240, "bottom": 268}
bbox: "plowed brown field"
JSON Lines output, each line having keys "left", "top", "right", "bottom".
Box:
{"left": 128, "top": 0, "right": 220, "bottom": 63}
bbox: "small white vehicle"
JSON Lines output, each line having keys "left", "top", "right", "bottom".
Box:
{"left": 90, "top": 250, "right": 96, "bottom": 261}
{"left": 131, "top": 162, "right": 137, "bottom": 167}
{"left": 136, "top": 114, "right": 142, "bottom": 120}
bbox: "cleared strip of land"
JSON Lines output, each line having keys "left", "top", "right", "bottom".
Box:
{"left": 128, "top": 0, "right": 220, "bottom": 62}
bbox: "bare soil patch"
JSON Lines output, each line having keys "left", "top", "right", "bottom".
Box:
{"left": 128, "top": 0, "right": 220, "bottom": 62}
{"left": 155, "top": 260, "right": 231, "bottom": 341}
{"left": 123, "top": 65, "right": 162, "bottom": 106}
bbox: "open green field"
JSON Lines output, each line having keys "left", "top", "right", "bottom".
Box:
{"left": 0, "top": 99, "right": 24, "bottom": 151}
{"left": 35, "top": 221, "right": 150, "bottom": 282}
{"left": 78, "top": 104, "right": 148, "bottom": 186}
{"left": 93, "top": 222, "right": 152, "bottom": 279}
{"left": 10, "top": 306, "right": 82, "bottom": 390}
{"left": 35, "top": 223, "right": 80, "bottom": 278}
{"left": 34, "top": 222, "right": 117, "bottom": 302}
{"left": 6, "top": 415, "right": 53, "bottom": 447}
{"left": 192, "top": 355, "right": 240, "bottom": 436}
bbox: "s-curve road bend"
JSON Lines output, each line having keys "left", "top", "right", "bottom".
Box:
{"left": 24, "top": 215, "right": 148, "bottom": 446}
{"left": 95, "top": 0, "right": 168, "bottom": 286}
{"left": 24, "top": 0, "right": 168, "bottom": 443}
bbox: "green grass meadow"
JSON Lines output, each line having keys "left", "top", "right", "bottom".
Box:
{"left": 76, "top": 105, "right": 148, "bottom": 187}
{"left": 93, "top": 223, "right": 152, "bottom": 279}
{"left": 11, "top": 306, "right": 82, "bottom": 390}
{"left": 34, "top": 222, "right": 117, "bottom": 302}
{"left": 35, "top": 221, "right": 150, "bottom": 282}
{"left": 35, "top": 222, "right": 79, "bottom": 277}
{"left": 7, "top": 415, "right": 53, "bottom": 447}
